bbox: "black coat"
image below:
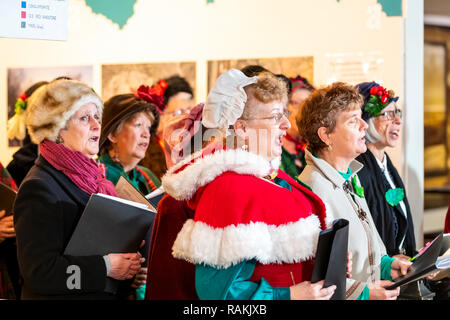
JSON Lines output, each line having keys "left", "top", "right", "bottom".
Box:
{"left": 6, "top": 139, "right": 38, "bottom": 187}
{"left": 13, "top": 155, "right": 113, "bottom": 299}
{"left": 356, "top": 150, "right": 417, "bottom": 257}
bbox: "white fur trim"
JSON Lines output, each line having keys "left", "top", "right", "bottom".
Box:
{"left": 172, "top": 214, "right": 321, "bottom": 268}
{"left": 162, "top": 149, "right": 274, "bottom": 200}
{"left": 323, "top": 200, "right": 335, "bottom": 228}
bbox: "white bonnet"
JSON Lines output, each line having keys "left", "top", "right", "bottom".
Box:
{"left": 202, "top": 69, "right": 257, "bottom": 133}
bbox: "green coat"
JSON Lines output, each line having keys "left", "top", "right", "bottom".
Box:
{"left": 98, "top": 153, "right": 161, "bottom": 195}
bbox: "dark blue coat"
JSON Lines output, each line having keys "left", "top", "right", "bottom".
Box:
{"left": 13, "top": 155, "right": 112, "bottom": 299}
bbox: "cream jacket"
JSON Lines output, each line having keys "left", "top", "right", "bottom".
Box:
{"left": 299, "top": 151, "right": 387, "bottom": 300}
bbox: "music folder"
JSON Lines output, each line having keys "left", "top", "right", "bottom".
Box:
{"left": 0, "top": 182, "right": 17, "bottom": 216}
{"left": 64, "top": 193, "right": 155, "bottom": 293}
{"left": 115, "top": 175, "right": 157, "bottom": 212}
{"left": 385, "top": 233, "right": 449, "bottom": 290}
{"left": 311, "top": 218, "right": 349, "bottom": 300}
{"left": 145, "top": 186, "right": 165, "bottom": 209}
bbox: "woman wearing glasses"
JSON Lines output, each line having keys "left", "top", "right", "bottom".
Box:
{"left": 355, "top": 82, "right": 417, "bottom": 259}
{"left": 163, "top": 69, "right": 347, "bottom": 300}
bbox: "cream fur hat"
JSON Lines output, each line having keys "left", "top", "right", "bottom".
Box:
{"left": 26, "top": 79, "right": 103, "bottom": 144}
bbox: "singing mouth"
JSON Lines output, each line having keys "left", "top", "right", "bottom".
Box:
{"left": 138, "top": 142, "right": 148, "bottom": 149}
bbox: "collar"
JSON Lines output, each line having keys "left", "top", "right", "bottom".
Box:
{"left": 305, "top": 150, "right": 363, "bottom": 189}
{"left": 374, "top": 152, "right": 388, "bottom": 172}
{"left": 162, "top": 147, "right": 277, "bottom": 200}
{"left": 98, "top": 152, "right": 139, "bottom": 180}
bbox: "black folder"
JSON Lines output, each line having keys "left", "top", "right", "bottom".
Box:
{"left": 145, "top": 186, "right": 165, "bottom": 209}
{"left": 385, "top": 233, "right": 446, "bottom": 290}
{"left": 64, "top": 193, "right": 155, "bottom": 293}
{"left": 0, "top": 182, "right": 17, "bottom": 216}
{"left": 311, "top": 218, "right": 349, "bottom": 300}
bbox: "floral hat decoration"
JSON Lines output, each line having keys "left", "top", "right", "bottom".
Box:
{"left": 133, "top": 79, "right": 169, "bottom": 114}
{"left": 7, "top": 81, "right": 49, "bottom": 141}
{"left": 356, "top": 81, "right": 399, "bottom": 121}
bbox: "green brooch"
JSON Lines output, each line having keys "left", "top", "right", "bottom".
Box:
{"left": 385, "top": 188, "right": 404, "bottom": 207}
{"left": 352, "top": 176, "right": 365, "bottom": 198}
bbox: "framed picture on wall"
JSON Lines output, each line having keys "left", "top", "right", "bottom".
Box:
{"left": 207, "top": 56, "right": 314, "bottom": 92}
{"left": 7, "top": 65, "right": 94, "bottom": 147}
{"left": 101, "top": 61, "right": 196, "bottom": 102}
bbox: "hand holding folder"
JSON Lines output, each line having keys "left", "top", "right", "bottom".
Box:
{"left": 311, "top": 218, "right": 349, "bottom": 300}
{"left": 385, "top": 233, "right": 450, "bottom": 290}
{"left": 64, "top": 193, "right": 155, "bottom": 293}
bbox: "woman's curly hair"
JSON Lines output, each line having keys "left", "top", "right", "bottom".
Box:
{"left": 296, "top": 82, "right": 363, "bottom": 155}
{"left": 241, "top": 72, "right": 288, "bottom": 119}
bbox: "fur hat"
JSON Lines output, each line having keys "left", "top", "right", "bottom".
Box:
{"left": 26, "top": 79, "right": 103, "bottom": 144}
{"left": 7, "top": 80, "right": 49, "bottom": 141}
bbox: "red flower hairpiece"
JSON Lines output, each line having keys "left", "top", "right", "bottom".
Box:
{"left": 134, "top": 80, "right": 169, "bottom": 113}
{"left": 365, "top": 85, "right": 396, "bottom": 117}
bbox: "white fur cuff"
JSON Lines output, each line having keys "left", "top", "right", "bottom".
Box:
{"left": 172, "top": 215, "right": 322, "bottom": 269}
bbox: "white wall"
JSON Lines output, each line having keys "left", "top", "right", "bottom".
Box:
{"left": 403, "top": 0, "right": 424, "bottom": 246}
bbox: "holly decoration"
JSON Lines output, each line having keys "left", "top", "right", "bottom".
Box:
{"left": 364, "top": 85, "right": 395, "bottom": 117}
{"left": 352, "top": 176, "right": 365, "bottom": 198}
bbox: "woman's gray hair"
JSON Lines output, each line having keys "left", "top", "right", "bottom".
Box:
{"left": 365, "top": 117, "right": 382, "bottom": 144}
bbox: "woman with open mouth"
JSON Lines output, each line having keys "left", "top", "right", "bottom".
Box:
{"left": 163, "top": 69, "right": 350, "bottom": 300}
{"left": 98, "top": 87, "right": 161, "bottom": 197}
{"left": 355, "top": 81, "right": 416, "bottom": 260}
{"left": 98, "top": 85, "right": 162, "bottom": 299}
{"left": 14, "top": 79, "right": 144, "bottom": 299}
{"left": 298, "top": 82, "right": 411, "bottom": 300}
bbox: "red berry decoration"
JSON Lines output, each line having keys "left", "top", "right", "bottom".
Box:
{"left": 370, "top": 86, "right": 378, "bottom": 95}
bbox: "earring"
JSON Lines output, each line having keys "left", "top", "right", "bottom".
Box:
{"left": 328, "top": 144, "right": 332, "bottom": 151}
{"left": 56, "top": 135, "right": 64, "bottom": 144}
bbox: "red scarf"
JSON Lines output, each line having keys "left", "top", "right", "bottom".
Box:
{"left": 39, "top": 140, "right": 117, "bottom": 197}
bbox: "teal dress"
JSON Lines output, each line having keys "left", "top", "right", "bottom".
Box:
{"left": 98, "top": 153, "right": 161, "bottom": 300}
{"left": 196, "top": 260, "right": 290, "bottom": 300}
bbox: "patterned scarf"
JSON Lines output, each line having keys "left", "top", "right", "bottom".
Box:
{"left": 39, "top": 140, "right": 117, "bottom": 196}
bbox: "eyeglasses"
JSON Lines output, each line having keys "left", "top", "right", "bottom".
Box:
{"left": 243, "top": 109, "right": 292, "bottom": 124}
{"left": 379, "top": 109, "right": 402, "bottom": 121}
{"left": 169, "top": 108, "right": 191, "bottom": 117}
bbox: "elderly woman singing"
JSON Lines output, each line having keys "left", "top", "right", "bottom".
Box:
{"left": 162, "top": 69, "right": 354, "bottom": 300}
{"left": 13, "top": 79, "right": 143, "bottom": 299}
